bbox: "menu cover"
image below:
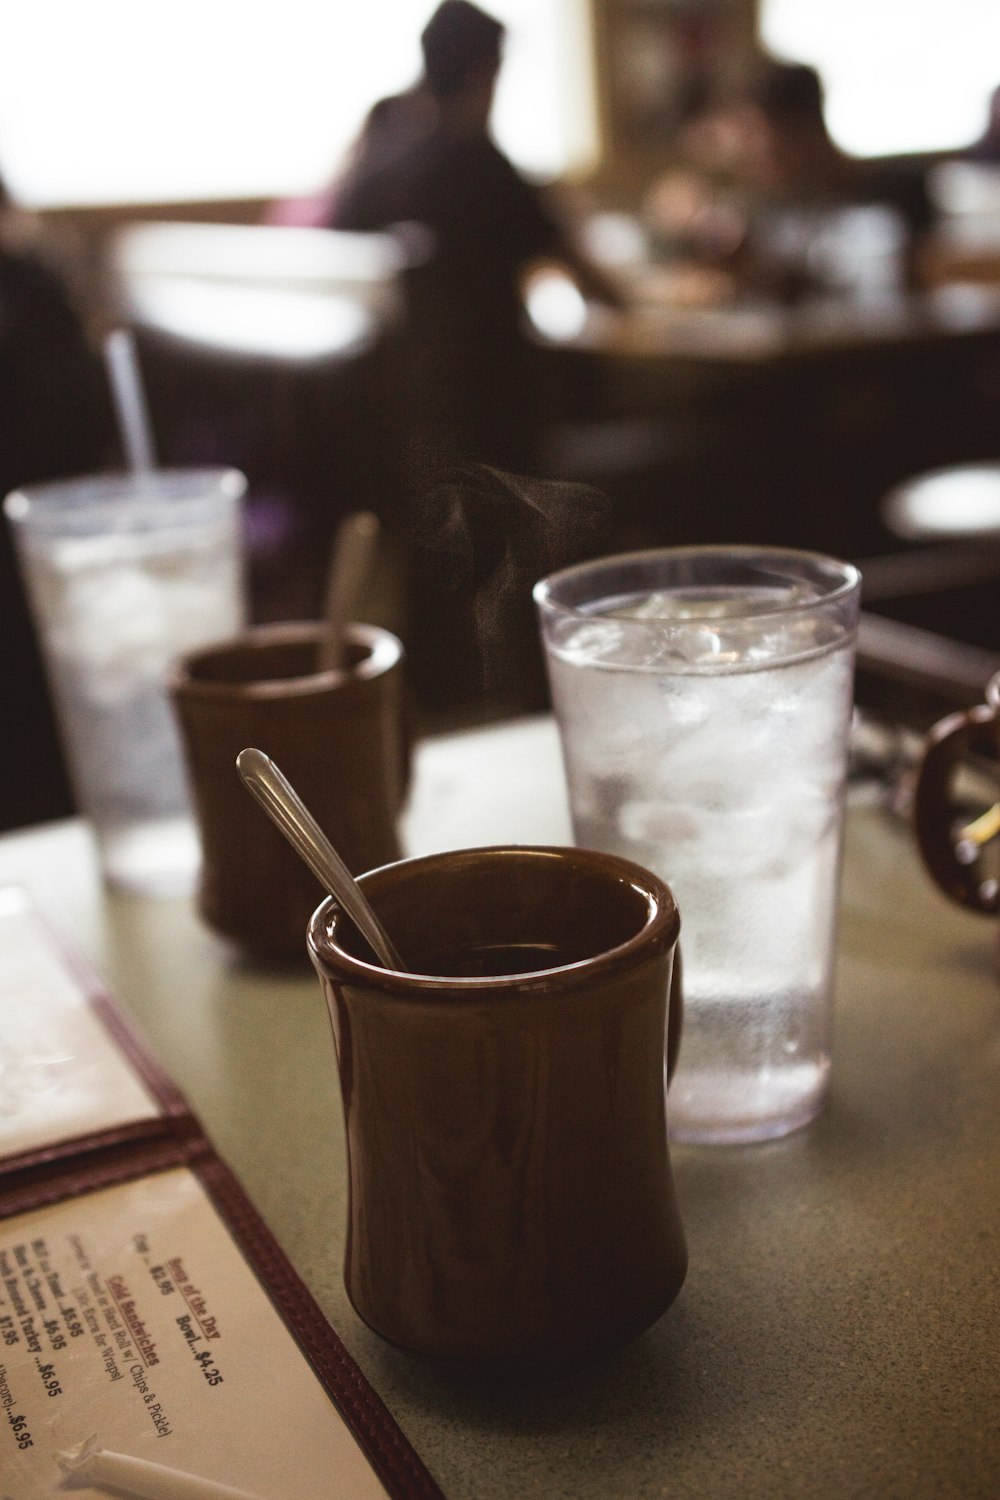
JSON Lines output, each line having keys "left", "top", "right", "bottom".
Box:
{"left": 0, "top": 888, "right": 445, "bottom": 1500}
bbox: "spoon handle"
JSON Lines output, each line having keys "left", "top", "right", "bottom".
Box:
{"left": 236, "top": 748, "right": 403, "bottom": 970}
{"left": 317, "top": 511, "right": 380, "bottom": 674}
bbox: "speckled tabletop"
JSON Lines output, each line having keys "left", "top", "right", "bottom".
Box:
{"left": 1, "top": 717, "right": 997, "bottom": 1500}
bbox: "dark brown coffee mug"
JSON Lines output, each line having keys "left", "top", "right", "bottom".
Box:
{"left": 307, "top": 844, "right": 686, "bottom": 1373}
{"left": 171, "top": 621, "right": 408, "bottom": 957}
{"left": 913, "top": 670, "right": 1000, "bottom": 919}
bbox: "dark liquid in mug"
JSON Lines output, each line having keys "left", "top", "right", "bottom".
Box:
{"left": 420, "top": 942, "right": 589, "bottom": 978}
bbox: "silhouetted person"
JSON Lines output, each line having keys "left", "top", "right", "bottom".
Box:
{"left": 0, "top": 178, "right": 115, "bottom": 828}
{"left": 735, "top": 62, "right": 930, "bottom": 299}
{"left": 966, "top": 84, "right": 1000, "bottom": 163}
{"left": 331, "top": 0, "right": 620, "bottom": 472}
{"left": 741, "top": 63, "right": 856, "bottom": 203}
{"left": 333, "top": 85, "right": 437, "bottom": 216}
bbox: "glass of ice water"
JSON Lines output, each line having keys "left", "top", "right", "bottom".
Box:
{"left": 5, "top": 468, "right": 246, "bottom": 896}
{"left": 534, "top": 546, "right": 861, "bottom": 1145}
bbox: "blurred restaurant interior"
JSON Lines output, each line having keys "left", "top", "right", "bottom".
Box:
{"left": 5, "top": 0, "right": 1000, "bottom": 831}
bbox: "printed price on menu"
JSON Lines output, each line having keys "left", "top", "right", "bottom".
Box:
{"left": 0, "top": 1168, "right": 387, "bottom": 1500}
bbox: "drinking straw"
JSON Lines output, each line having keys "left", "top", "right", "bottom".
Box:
{"left": 103, "top": 327, "right": 157, "bottom": 474}
{"left": 317, "top": 511, "right": 380, "bottom": 673}
{"left": 57, "top": 1436, "right": 263, "bottom": 1498}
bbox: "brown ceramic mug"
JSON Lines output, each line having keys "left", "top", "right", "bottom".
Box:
{"left": 913, "top": 669, "right": 1000, "bottom": 919}
{"left": 171, "top": 621, "right": 408, "bottom": 957}
{"left": 307, "top": 844, "right": 686, "bottom": 1374}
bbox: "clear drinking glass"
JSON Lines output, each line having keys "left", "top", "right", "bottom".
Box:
{"left": 534, "top": 546, "right": 861, "bottom": 1144}
{"left": 5, "top": 468, "right": 246, "bottom": 895}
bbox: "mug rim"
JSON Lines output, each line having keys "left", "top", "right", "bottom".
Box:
{"left": 170, "top": 620, "right": 402, "bottom": 701}
{"left": 307, "top": 844, "right": 680, "bottom": 996}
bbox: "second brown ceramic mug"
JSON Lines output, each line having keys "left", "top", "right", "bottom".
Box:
{"left": 913, "top": 669, "right": 1000, "bottom": 935}
{"left": 308, "top": 844, "right": 686, "bottom": 1374}
{"left": 171, "top": 621, "right": 408, "bottom": 957}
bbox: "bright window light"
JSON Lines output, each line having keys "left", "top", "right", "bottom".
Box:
{"left": 0, "top": 0, "right": 595, "bottom": 208}
{"left": 125, "top": 281, "right": 376, "bottom": 360}
{"left": 523, "top": 267, "right": 589, "bottom": 339}
{"left": 760, "top": 0, "right": 1000, "bottom": 157}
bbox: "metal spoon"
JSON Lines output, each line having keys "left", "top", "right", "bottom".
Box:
{"left": 236, "top": 747, "right": 404, "bottom": 970}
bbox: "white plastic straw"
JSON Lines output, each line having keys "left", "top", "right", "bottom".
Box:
{"left": 56, "top": 1436, "right": 263, "bottom": 1499}
{"left": 103, "top": 328, "right": 157, "bottom": 475}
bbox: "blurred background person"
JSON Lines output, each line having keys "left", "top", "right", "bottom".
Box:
{"left": 738, "top": 62, "right": 858, "bottom": 204}
{"left": 327, "top": 1, "right": 628, "bottom": 714}
{"left": 713, "top": 61, "right": 931, "bottom": 302}
{"left": 333, "top": 84, "right": 437, "bottom": 220}
{"left": 731, "top": 60, "right": 870, "bottom": 302}
{"left": 329, "top": 0, "right": 624, "bottom": 474}
{"left": 0, "top": 173, "right": 115, "bottom": 829}
{"left": 266, "top": 85, "right": 436, "bottom": 228}
{"left": 965, "top": 82, "right": 1000, "bottom": 163}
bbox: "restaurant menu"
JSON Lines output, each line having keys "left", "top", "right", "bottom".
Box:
{"left": 0, "top": 889, "right": 444, "bottom": 1500}
{"left": 0, "top": 888, "right": 160, "bottom": 1162}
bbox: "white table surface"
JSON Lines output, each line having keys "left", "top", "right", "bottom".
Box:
{"left": 1, "top": 715, "right": 997, "bottom": 1500}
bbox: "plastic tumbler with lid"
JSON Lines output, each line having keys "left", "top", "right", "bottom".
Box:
{"left": 5, "top": 468, "right": 247, "bottom": 895}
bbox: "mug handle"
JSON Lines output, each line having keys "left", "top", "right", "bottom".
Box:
{"left": 913, "top": 703, "right": 1000, "bottom": 914}
{"left": 666, "top": 944, "right": 683, "bottom": 1085}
